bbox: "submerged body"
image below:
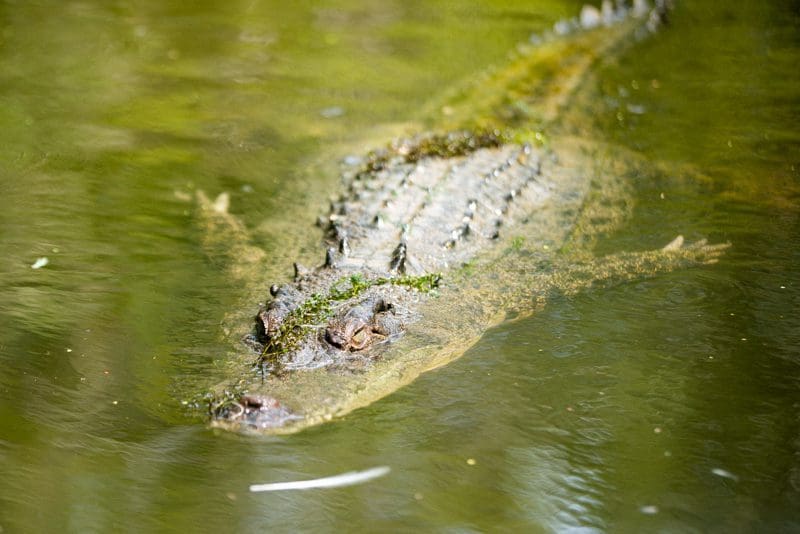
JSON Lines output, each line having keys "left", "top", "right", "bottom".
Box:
{"left": 196, "top": 1, "right": 727, "bottom": 434}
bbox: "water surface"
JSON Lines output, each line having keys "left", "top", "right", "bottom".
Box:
{"left": 1, "top": 0, "right": 798, "bottom": 531}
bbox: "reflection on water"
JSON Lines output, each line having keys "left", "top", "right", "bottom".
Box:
{"left": 1, "top": 0, "right": 798, "bottom": 531}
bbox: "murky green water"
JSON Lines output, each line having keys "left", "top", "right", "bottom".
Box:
{"left": 1, "top": 1, "right": 798, "bottom": 531}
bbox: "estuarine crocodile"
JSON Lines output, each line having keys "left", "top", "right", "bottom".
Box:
{"left": 195, "top": 0, "right": 728, "bottom": 434}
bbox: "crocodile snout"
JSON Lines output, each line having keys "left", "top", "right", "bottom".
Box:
{"left": 213, "top": 394, "right": 300, "bottom": 431}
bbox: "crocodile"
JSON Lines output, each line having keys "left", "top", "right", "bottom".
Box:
{"left": 193, "top": 0, "right": 728, "bottom": 434}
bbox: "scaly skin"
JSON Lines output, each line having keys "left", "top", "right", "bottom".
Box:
{"left": 194, "top": 1, "right": 728, "bottom": 434}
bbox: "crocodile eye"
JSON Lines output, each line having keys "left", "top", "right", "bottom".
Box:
{"left": 349, "top": 327, "right": 370, "bottom": 351}
{"left": 257, "top": 308, "right": 283, "bottom": 341}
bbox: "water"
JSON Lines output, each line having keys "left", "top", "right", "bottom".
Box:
{"left": 1, "top": 0, "right": 798, "bottom": 531}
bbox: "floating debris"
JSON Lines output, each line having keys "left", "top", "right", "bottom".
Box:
{"left": 320, "top": 106, "right": 345, "bottom": 119}
{"left": 627, "top": 103, "right": 646, "bottom": 114}
{"left": 249, "top": 466, "right": 390, "bottom": 492}
{"left": 343, "top": 155, "right": 363, "bottom": 167}
{"left": 31, "top": 257, "right": 49, "bottom": 269}
{"left": 640, "top": 505, "right": 659, "bottom": 515}
{"left": 711, "top": 468, "right": 739, "bottom": 482}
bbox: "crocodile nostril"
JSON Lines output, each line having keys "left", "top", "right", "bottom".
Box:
{"left": 241, "top": 395, "right": 264, "bottom": 409}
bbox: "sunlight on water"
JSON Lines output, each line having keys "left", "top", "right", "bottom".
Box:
{"left": 0, "top": 0, "right": 798, "bottom": 531}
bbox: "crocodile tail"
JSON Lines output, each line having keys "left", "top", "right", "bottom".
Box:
{"left": 429, "top": 0, "right": 675, "bottom": 134}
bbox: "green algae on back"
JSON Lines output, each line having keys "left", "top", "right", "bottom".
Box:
{"left": 259, "top": 272, "right": 441, "bottom": 362}
{"left": 358, "top": 129, "right": 509, "bottom": 175}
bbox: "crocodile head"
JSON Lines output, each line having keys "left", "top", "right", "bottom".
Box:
{"left": 210, "top": 271, "right": 439, "bottom": 431}
{"left": 254, "top": 275, "right": 419, "bottom": 365}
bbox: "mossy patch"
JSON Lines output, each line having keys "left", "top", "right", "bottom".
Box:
{"left": 355, "top": 127, "right": 551, "bottom": 179}
{"left": 259, "top": 272, "right": 441, "bottom": 363}
{"left": 359, "top": 129, "right": 508, "bottom": 175}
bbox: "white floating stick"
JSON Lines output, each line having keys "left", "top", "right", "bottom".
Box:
{"left": 31, "top": 257, "right": 49, "bottom": 269}
{"left": 249, "top": 466, "right": 391, "bottom": 492}
{"left": 711, "top": 468, "right": 739, "bottom": 481}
